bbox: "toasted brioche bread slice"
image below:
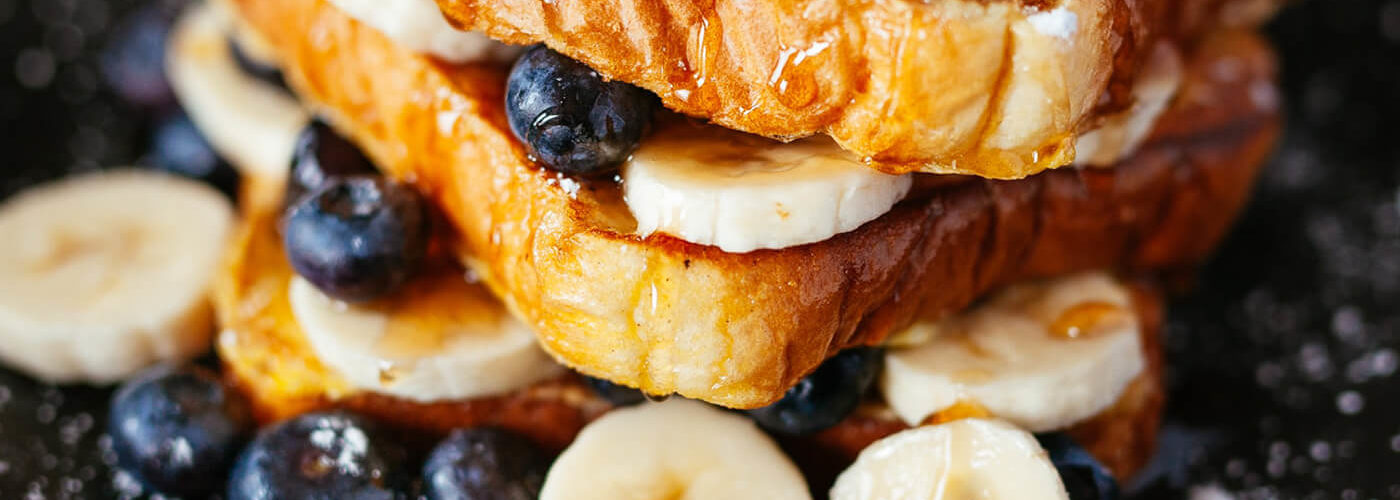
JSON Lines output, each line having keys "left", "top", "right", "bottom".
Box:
{"left": 434, "top": 0, "right": 1279, "bottom": 178}
{"left": 215, "top": 182, "right": 1164, "bottom": 478}
{"left": 231, "top": 0, "right": 1278, "bottom": 408}
{"left": 213, "top": 177, "right": 610, "bottom": 452}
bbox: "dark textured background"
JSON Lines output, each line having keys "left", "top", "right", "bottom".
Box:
{"left": 0, "top": 0, "right": 1397, "bottom": 498}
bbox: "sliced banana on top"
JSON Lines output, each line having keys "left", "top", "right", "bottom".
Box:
{"left": 540, "top": 400, "right": 812, "bottom": 500}
{"left": 882, "top": 272, "right": 1145, "bottom": 432}
{"left": 167, "top": 4, "right": 308, "bottom": 179}
{"left": 288, "top": 274, "right": 562, "bottom": 403}
{"left": 1075, "top": 43, "right": 1184, "bottom": 167}
{"left": 327, "top": 0, "right": 522, "bottom": 63}
{"left": 830, "top": 418, "right": 1068, "bottom": 500}
{"left": 0, "top": 170, "right": 234, "bottom": 383}
{"left": 623, "top": 124, "right": 913, "bottom": 253}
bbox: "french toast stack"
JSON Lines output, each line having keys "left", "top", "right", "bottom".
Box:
{"left": 163, "top": 0, "right": 1284, "bottom": 496}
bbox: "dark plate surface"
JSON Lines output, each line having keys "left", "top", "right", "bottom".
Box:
{"left": 1, "top": 0, "right": 1398, "bottom": 498}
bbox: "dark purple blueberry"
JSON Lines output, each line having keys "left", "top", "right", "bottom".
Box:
{"left": 422, "top": 428, "right": 547, "bottom": 500}
{"left": 1037, "top": 433, "right": 1121, "bottom": 500}
{"left": 283, "top": 176, "right": 429, "bottom": 302}
{"left": 745, "top": 347, "right": 883, "bottom": 436}
{"left": 150, "top": 112, "right": 241, "bottom": 201}
{"left": 581, "top": 375, "right": 647, "bottom": 406}
{"left": 101, "top": 5, "right": 178, "bottom": 109}
{"left": 107, "top": 365, "right": 253, "bottom": 498}
{"left": 505, "top": 45, "right": 657, "bottom": 176}
{"left": 284, "top": 120, "right": 378, "bottom": 208}
{"left": 227, "top": 411, "right": 407, "bottom": 500}
{"left": 228, "top": 37, "right": 289, "bottom": 90}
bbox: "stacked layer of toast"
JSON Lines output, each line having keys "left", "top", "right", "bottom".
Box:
{"left": 195, "top": 0, "right": 1283, "bottom": 490}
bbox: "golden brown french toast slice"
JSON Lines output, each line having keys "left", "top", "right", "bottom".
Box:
{"left": 215, "top": 181, "right": 1165, "bottom": 479}
{"left": 434, "top": 0, "right": 1279, "bottom": 178}
{"left": 231, "top": 0, "right": 1278, "bottom": 408}
{"left": 213, "top": 177, "right": 611, "bottom": 452}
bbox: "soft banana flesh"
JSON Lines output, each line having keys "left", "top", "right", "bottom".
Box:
{"left": 830, "top": 418, "right": 1068, "bottom": 500}
{"left": 0, "top": 171, "right": 233, "bottom": 383}
{"left": 881, "top": 272, "right": 1145, "bottom": 432}
{"left": 623, "top": 122, "right": 912, "bottom": 253}
{"left": 327, "top": 0, "right": 521, "bottom": 63}
{"left": 167, "top": 3, "right": 308, "bottom": 179}
{"left": 540, "top": 400, "right": 812, "bottom": 500}
{"left": 288, "top": 274, "right": 562, "bottom": 403}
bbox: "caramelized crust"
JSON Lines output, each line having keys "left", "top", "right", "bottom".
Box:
{"left": 215, "top": 188, "right": 1163, "bottom": 478}
{"left": 434, "top": 0, "right": 1279, "bottom": 178}
{"left": 213, "top": 177, "right": 611, "bottom": 452}
{"left": 231, "top": 0, "right": 1278, "bottom": 408}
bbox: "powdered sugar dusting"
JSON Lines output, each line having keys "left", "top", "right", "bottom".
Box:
{"left": 1027, "top": 7, "right": 1079, "bottom": 41}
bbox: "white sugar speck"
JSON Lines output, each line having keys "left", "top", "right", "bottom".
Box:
{"left": 1027, "top": 7, "right": 1079, "bottom": 40}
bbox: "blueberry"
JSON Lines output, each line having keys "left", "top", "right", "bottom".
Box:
{"left": 745, "top": 347, "right": 883, "bottom": 436}
{"left": 228, "top": 37, "right": 289, "bottom": 90}
{"left": 283, "top": 176, "right": 429, "bottom": 302}
{"left": 1036, "top": 433, "right": 1121, "bottom": 500}
{"left": 422, "top": 428, "right": 547, "bottom": 500}
{"left": 284, "top": 120, "right": 378, "bottom": 208}
{"left": 228, "top": 411, "right": 407, "bottom": 500}
{"left": 582, "top": 375, "right": 646, "bottom": 406}
{"left": 505, "top": 45, "right": 657, "bottom": 176}
{"left": 102, "top": 5, "right": 179, "bottom": 109}
{"left": 150, "top": 112, "right": 241, "bottom": 200}
{"left": 107, "top": 365, "right": 253, "bottom": 498}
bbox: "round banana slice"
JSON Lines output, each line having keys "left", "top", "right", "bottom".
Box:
{"left": 327, "top": 0, "right": 522, "bottom": 63}
{"left": 623, "top": 124, "right": 913, "bottom": 253}
{"left": 0, "top": 170, "right": 234, "bottom": 383}
{"left": 830, "top": 418, "right": 1068, "bottom": 500}
{"left": 167, "top": 4, "right": 308, "bottom": 179}
{"left": 882, "top": 272, "right": 1145, "bottom": 432}
{"left": 288, "top": 275, "right": 561, "bottom": 403}
{"left": 1075, "top": 43, "right": 1184, "bottom": 167}
{"left": 540, "top": 400, "right": 812, "bottom": 500}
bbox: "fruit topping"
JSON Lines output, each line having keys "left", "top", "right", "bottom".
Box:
{"left": 746, "top": 347, "right": 883, "bottom": 436}
{"left": 150, "top": 112, "right": 242, "bottom": 201}
{"left": 505, "top": 46, "right": 656, "bottom": 176}
{"left": 284, "top": 120, "right": 378, "bottom": 208}
{"left": 227, "top": 411, "right": 407, "bottom": 500}
{"left": 1037, "top": 433, "right": 1121, "bottom": 500}
{"left": 283, "top": 176, "right": 429, "bottom": 302}
{"left": 582, "top": 375, "right": 647, "bottom": 407}
{"left": 107, "top": 365, "right": 253, "bottom": 498}
{"left": 422, "top": 428, "right": 548, "bottom": 500}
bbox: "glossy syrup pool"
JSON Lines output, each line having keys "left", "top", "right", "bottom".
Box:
{"left": 1, "top": 0, "right": 1399, "bottom": 498}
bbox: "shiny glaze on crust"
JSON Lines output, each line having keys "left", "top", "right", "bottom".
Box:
{"left": 433, "top": 0, "right": 1279, "bottom": 178}
{"left": 232, "top": 0, "right": 1279, "bottom": 408}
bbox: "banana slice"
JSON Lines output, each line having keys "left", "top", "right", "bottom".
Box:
{"left": 327, "top": 0, "right": 522, "bottom": 63}
{"left": 623, "top": 124, "right": 913, "bottom": 253}
{"left": 167, "top": 4, "right": 308, "bottom": 179}
{"left": 288, "top": 274, "right": 561, "bottom": 403}
{"left": 882, "top": 272, "right": 1145, "bottom": 432}
{"left": 1075, "top": 43, "right": 1184, "bottom": 167}
{"left": 0, "top": 170, "right": 234, "bottom": 383}
{"left": 540, "top": 400, "right": 811, "bottom": 500}
{"left": 830, "top": 418, "right": 1067, "bottom": 500}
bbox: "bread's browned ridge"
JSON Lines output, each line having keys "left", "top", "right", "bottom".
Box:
{"left": 215, "top": 183, "right": 1164, "bottom": 481}
{"left": 231, "top": 0, "right": 1278, "bottom": 408}
{"left": 434, "top": 0, "right": 1280, "bottom": 178}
